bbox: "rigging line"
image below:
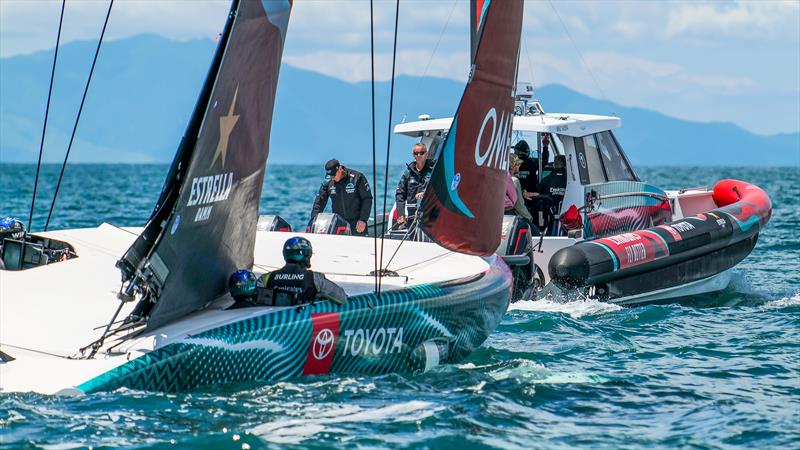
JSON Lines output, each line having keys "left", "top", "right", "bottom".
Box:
{"left": 382, "top": 219, "right": 418, "bottom": 272}
{"left": 546, "top": 0, "right": 608, "bottom": 102}
{"left": 370, "top": 0, "right": 379, "bottom": 297}
{"left": 0, "top": 343, "right": 72, "bottom": 360}
{"left": 378, "top": 0, "right": 400, "bottom": 296}
{"left": 44, "top": 0, "right": 114, "bottom": 232}
{"left": 414, "top": 0, "right": 458, "bottom": 92}
{"left": 27, "top": 0, "right": 66, "bottom": 233}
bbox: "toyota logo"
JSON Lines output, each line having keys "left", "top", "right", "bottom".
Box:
{"left": 312, "top": 328, "right": 335, "bottom": 360}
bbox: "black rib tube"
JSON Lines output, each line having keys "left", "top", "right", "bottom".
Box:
{"left": 378, "top": 0, "right": 400, "bottom": 295}
{"left": 45, "top": 0, "right": 114, "bottom": 231}
{"left": 27, "top": 0, "right": 65, "bottom": 233}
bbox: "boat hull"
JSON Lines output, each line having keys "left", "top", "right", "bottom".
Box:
{"left": 75, "top": 259, "right": 512, "bottom": 393}
{"left": 547, "top": 179, "right": 771, "bottom": 303}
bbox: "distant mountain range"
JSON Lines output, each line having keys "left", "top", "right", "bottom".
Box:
{"left": 1, "top": 34, "right": 797, "bottom": 166}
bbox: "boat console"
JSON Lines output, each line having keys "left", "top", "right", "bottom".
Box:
{"left": 0, "top": 234, "right": 76, "bottom": 271}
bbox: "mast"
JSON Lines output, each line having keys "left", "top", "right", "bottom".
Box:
{"left": 419, "top": 0, "right": 524, "bottom": 255}
{"left": 118, "top": 0, "right": 293, "bottom": 330}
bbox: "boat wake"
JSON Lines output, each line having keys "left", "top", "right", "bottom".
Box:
{"left": 249, "top": 400, "right": 442, "bottom": 444}
{"left": 458, "top": 359, "right": 608, "bottom": 386}
{"left": 509, "top": 296, "right": 622, "bottom": 318}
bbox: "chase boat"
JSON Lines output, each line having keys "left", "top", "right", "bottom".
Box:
{"left": 0, "top": 0, "right": 524, "bottom": 394}
{"left": 390, "top": 90, "right": 772, "bottom": 306}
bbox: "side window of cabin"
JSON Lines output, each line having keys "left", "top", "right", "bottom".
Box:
{"left": 596, "top": 131, "right": 636, "bottom": 181}
{"left": 581, "top": 135, "right": 607, "bottom": 183}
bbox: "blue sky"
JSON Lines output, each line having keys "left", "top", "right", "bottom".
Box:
{"left": 1, "top": 0, "right": 798, "bottom": 135}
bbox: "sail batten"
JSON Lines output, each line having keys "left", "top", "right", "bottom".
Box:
{"left": 119, "top": 0, "right": 292, "bottom": 330}
{"left": 420, "top": 0, "right": 523, "bottom": 256}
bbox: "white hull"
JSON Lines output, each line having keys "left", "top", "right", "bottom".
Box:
{"left": 1, "top": 224, "right": 504, "bottom": 394}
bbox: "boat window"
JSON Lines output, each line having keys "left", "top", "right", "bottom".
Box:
{"left": 595, "top": 131, "right": 635, "bottom": 181}
{"left": 581, "top": 135, "right": 607, "bottom": 183}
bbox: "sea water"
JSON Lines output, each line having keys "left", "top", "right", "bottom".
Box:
{"left": 0, "top": 164, "right": 798, "bottom": 449}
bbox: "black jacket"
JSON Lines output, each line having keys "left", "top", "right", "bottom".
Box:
{"left": 260, "top": 263, "right": 347, "bottom": 305}
{"left": 311, "top": 167, "right": 373, "bottom": 224}
{"left": 540, "top": 168, "right": 567, "bottom": 203}
{"left": 395, "top": 159, "right": 434, "bottom": 216}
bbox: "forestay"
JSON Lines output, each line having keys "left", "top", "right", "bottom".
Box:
{"left": 420, "top": 0, "right": 523, "bottom": 256}
{"left": 118, "top": 0, "right": 292, "bottom": 330}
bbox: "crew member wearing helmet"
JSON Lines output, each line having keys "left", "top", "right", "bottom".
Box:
{"left": 261, "top": 236, "right": 346, "bottom": 305}
{"left": 228, "top": 237, "right": 347, "bottom": 307}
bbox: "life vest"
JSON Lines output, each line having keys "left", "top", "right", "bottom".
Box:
{"left": 264, "top": 263, "right": 318, "bottom": 305}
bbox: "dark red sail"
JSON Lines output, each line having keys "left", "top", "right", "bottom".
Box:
{"left": 420, "top": 0, "right": 523, "bottom": 256}
{"left": 119, "top": 0, "right": 292, "bottom": 330}
{"left": 469, "top": 0, "right": 490, "bottom": 63}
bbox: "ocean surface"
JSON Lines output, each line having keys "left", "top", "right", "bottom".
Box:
{"left": 1, "top": 164, "right": 798, "bottom": 449}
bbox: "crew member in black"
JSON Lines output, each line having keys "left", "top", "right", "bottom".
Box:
{"left": 395, "top": 143, "right": 434, "bottom": 227}
{"left": 311, "top": 159, "right": 373, "bottom": 236}
{"left": 539, "top": 155, "right": 567, "bottom": 209}
{"left": 259, "top": 237, "right": 347, "bottom": 305}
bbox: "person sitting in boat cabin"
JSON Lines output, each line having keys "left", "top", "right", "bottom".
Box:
{"left": 251, "top": 237, "right": 347, "bottom": 306}
{"left": 538, "top": 155, "right": 567, "bottom": 209}
{"left": 311, "top": 159, "right": 373, "bottom": 236}
{"left": 395, "top": 143, "right": 434, "bottom": 227}
{"left": 508, "top": 154, "right": 533, "bottom": 222}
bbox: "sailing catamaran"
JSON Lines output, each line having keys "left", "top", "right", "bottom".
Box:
{"left": 0, "top": 0, "right": 524, "bottom": 394}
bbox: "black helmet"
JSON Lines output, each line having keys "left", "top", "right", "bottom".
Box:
{"left": 283, "top": 236, "right": 313, "bottom": 267}
{"left": 228, "top": 269, "right": 257, "bottom": 300}
{"left": 512, "top": 140, "right": 530, "bottom": 156}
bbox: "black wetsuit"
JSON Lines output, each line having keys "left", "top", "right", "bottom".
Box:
{"left": 311, "top": 167, "right": 373, "bottom": 235}
{"left": 395, "top": 159, "right": 434, "bottom": 220}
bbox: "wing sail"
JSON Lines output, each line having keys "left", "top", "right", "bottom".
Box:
{"left": 118, "top": 0, "right": 293, "bottom": 330}
{"left": 420, "top": 0, "right": 523, "bottom": 256}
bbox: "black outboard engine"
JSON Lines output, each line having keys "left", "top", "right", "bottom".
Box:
{"left": 497, "top": 215, "right": 543, "bottom": 302}
{"left": 256, "top": 215, "right": 292, "bottom": 232}
{"left": 307, "top": 213, "right": 351, "bottom": 235}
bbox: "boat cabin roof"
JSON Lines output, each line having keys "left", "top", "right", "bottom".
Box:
{"left": 394, "top": 113, "right": 621, "bottom": 138}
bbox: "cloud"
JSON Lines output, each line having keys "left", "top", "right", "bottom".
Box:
{"left": 665, "top": 0, "right": 800, "bottom": 40}
{"left": 284, "top": 50, "right": 471, "bottom": 83}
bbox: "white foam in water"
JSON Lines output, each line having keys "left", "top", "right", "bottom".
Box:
{"left": 487, "top": 359, "right": 608, "bottom": 385}
{"left": 762, "top": 290, "right": 800, "bottom": 309}
{"left": 250, "top": 400, "right": 442, "bottom": 444}
{"left": 509, "top": 297, "right": 622, "bottom": 318}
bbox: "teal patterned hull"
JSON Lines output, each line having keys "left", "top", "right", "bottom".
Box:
{"left": 77, "top": 261, "right": 511, "bottom": 393}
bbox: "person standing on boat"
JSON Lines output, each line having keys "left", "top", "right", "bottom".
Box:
{"left": 395, "top": 143, "right": 434, "bottom": 228}
{"left": 508, "top": 154, "right": 533, "bottom": 221}
{"left": 538, "top": 155, "right": 568, "bottom": 210}
{"left": 311, "top": 159, "right": 373, "bottom": 236}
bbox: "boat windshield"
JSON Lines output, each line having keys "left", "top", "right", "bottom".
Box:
{"left": 573, "top": 131, "right": 638, "bottom": 184}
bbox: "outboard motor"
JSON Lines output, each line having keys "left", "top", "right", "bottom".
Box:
{"left": 256, "top": 215, "right": 292, "bottom": 232}
{"left": 497, "top": 215, "right": 543, "bottom": 301}
{"left": 307, "top": 213, "right": 351, "bottom": 235}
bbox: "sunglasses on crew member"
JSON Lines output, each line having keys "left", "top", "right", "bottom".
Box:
{"left": 413, "top": 150, "right": 427, "bottom": 156}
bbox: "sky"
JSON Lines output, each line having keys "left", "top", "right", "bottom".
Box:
{"left": 1, "top": 0, "right": 799, "bottom": 135}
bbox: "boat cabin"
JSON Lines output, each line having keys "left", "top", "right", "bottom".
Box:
{"left": 393, "top": 103, "right": 638, "bottom": 236}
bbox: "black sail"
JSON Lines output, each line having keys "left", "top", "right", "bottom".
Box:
{"left": 119, "top": 0, "right": 292, "bottom": 330}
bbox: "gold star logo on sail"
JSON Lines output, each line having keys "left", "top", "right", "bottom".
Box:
{"left": 209, "top": 85, "right": 240, "bottom": 168}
